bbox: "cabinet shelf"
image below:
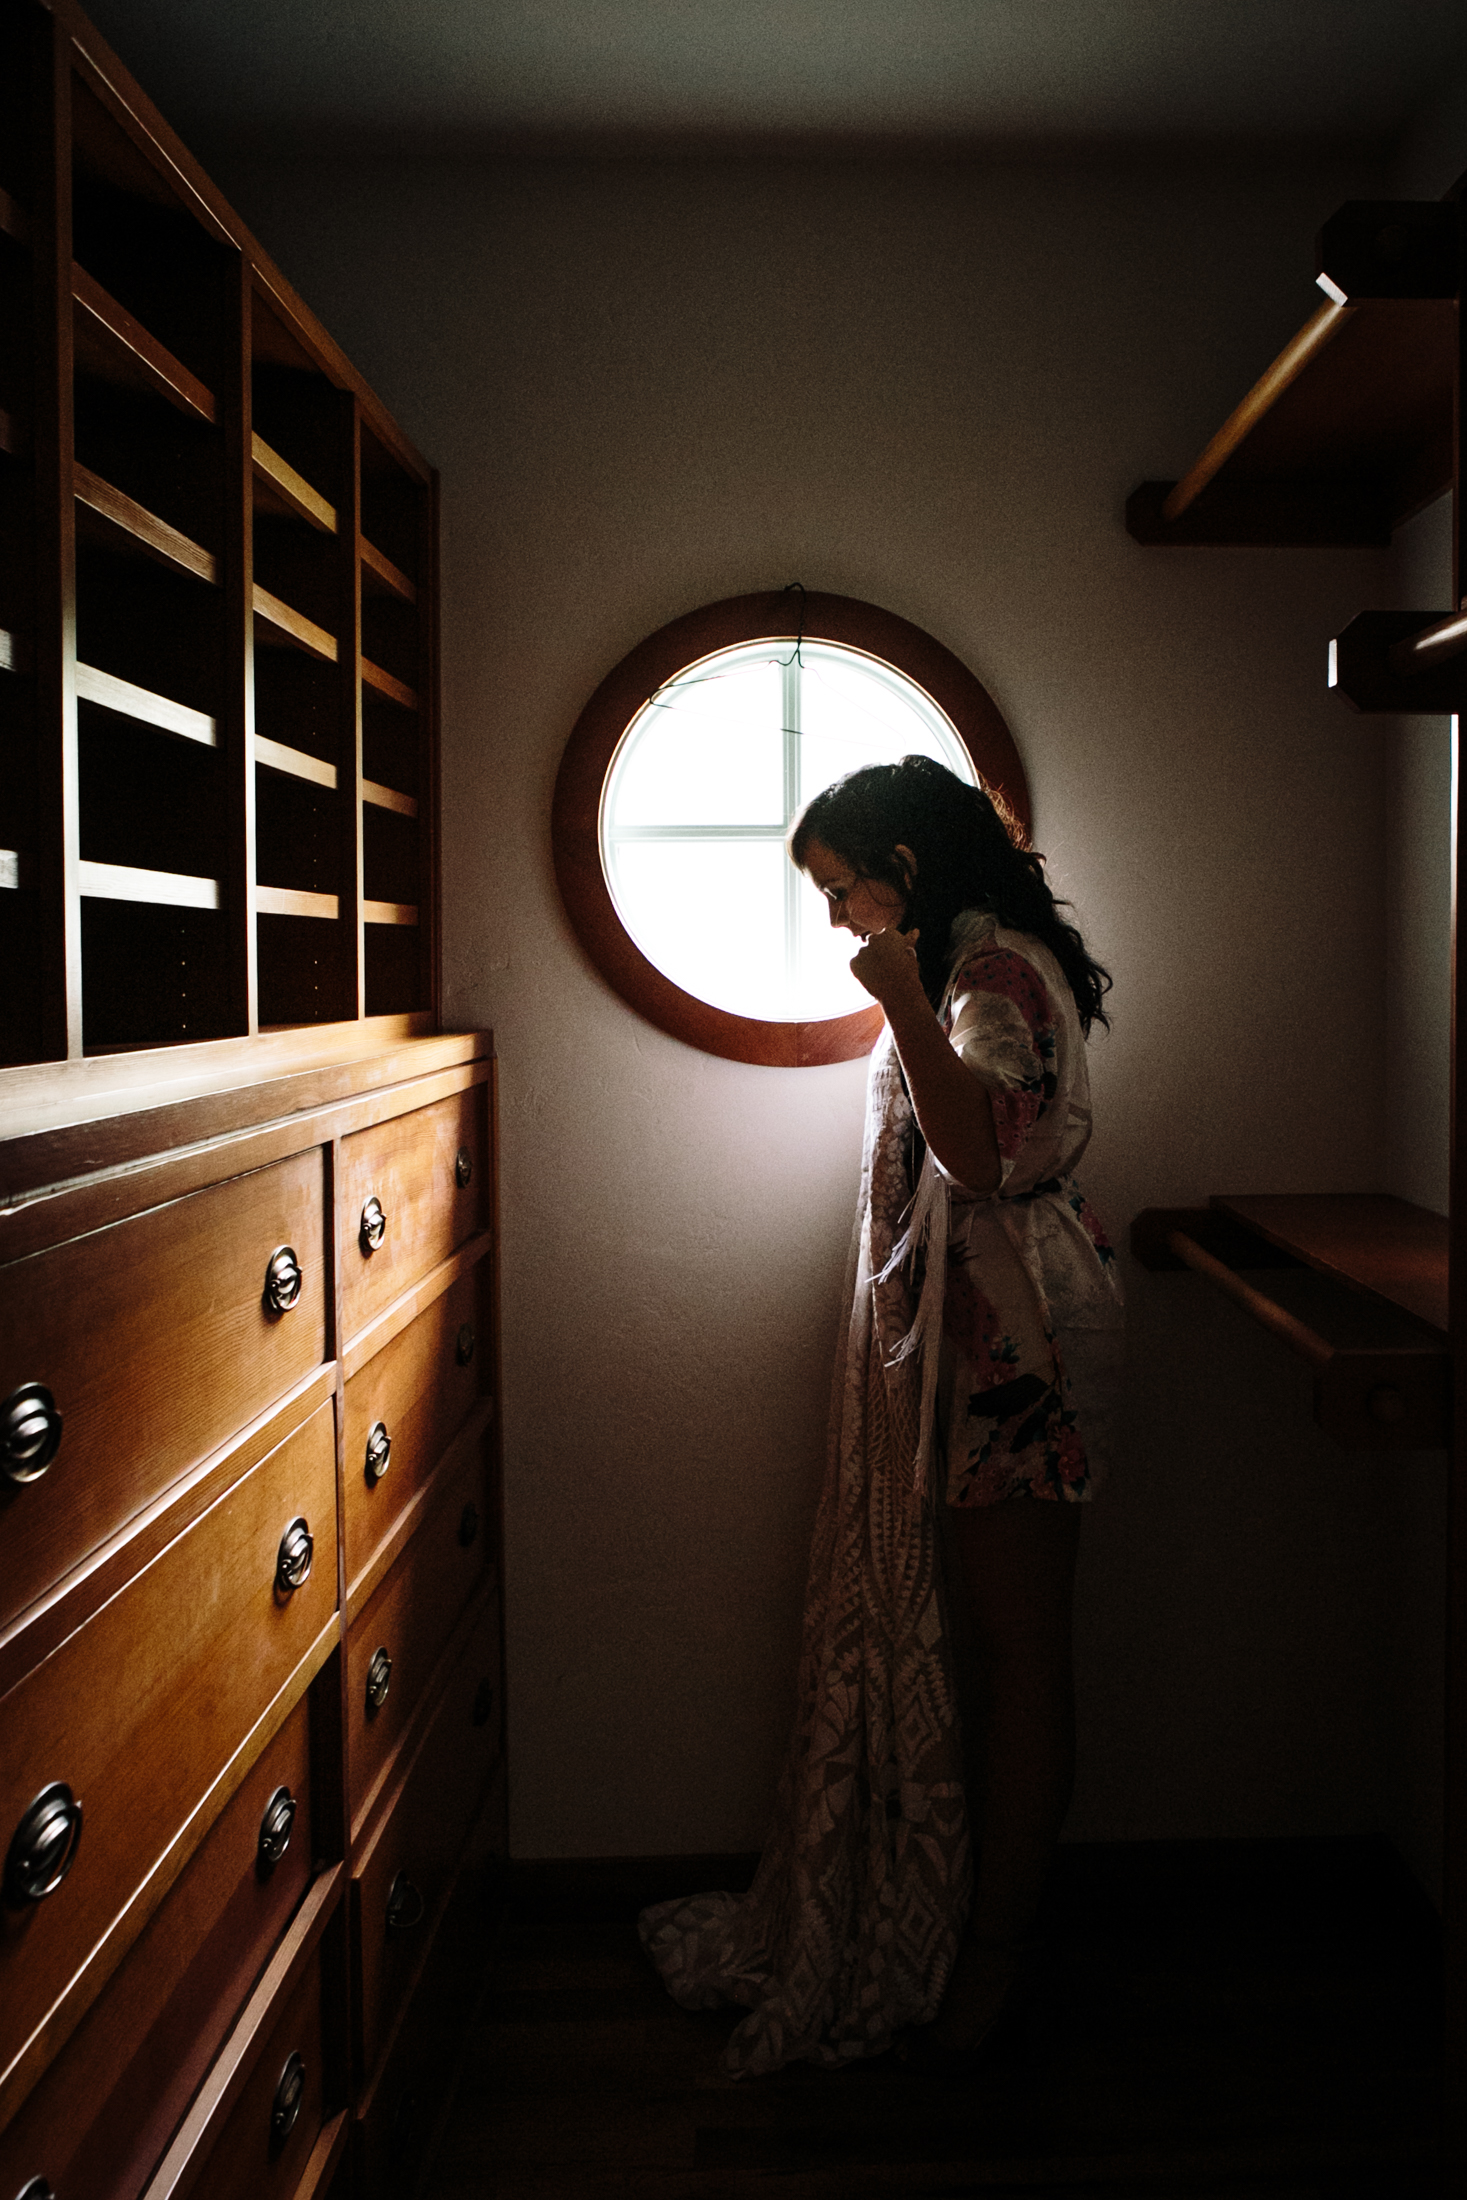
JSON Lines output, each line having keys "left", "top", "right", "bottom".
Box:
{"left": 75, "top": 465, "right": 217, "bottom": 585}
{"left": 253, "top": 585, "right": 337, "bottom": 662}
{"left": 256, "top": 884, "right": 340, "bottom": 920}
{"left": 362, "top": 658, "right": 418, "bottom": 711}
{"left": 76, "top": 662, "right": 216, "bottom": 747}
{"left": 364, "top": 901, "right": 419, "bottom": 926}
{"left": 72, "top": 264, "right": 216, "bottom": 425}
{"left": 79, "top": 858, "right": 220, "bottom": 910}
{"left": 360, "top": 538, "right": 417, "bottom": 603}
{"left": 363, "top": 780, "right": 418, "bottom": 818}
{"left": 0, "top": 849, "right": 33, "bottom": 890}
{"left": 255, "top": 734, "right": 336, "bottom": 789}
{"left": 252, "top": 435, "right": 336, "bottom": 534}
{"left": 0, "top": 627, "right": 25, "bottom": 675}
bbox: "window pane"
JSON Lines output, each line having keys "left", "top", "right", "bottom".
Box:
{"left": 608, "top": 839, "right": 790, "bottom": 1020}
{"left": 796, "top": 645, "right": 970, "bottom": 811}
{"left": 608, "top": 654, "right": 785, "bottom": 828}
{"left": 787, "top": 889, "right": 872, "bottom": 1021}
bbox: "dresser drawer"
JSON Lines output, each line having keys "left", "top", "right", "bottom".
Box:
{"left": 0, "top": 1401, "right": 336, "bottom": 2101}
{"left": 341, "top": 1264, "right": 487, "bottom": 1598}
{"left": 353, "top": 1590, "right": 502, "bottom": 2084}
{"left": 337, "top": 1085, "right": 486, "bottom": 1341}
{"left": 0, "top": 1147, "right": 326, "bottom": 1636}
{"left": 0, "top": 1691, "right": 316, "bottom": 2200}
{"left": 173, "top": 1943, "right": 327, "bottom": 2200}
{"left": 346, "top": 1437, "right": 490, "bottom": 1837}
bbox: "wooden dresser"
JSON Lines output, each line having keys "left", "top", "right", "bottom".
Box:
{"left": 0, "top": 1, "right": 504, "bottom": 2192}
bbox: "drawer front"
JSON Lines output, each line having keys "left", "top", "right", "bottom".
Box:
{"left": 0, "top": 1147, "right": 326, "bottom": 1635}
{"left": 0, "top": 1692, "right": 315, "bottom": 2200}
{"left": 179, "top": 1946, "right": 326, "bottom": 2200}
{"left": 337, "top": 1085, "right": 486, "bottom": 1341}
{"left": 0, "top": 1402, "right": 336, "bottom": 2096}
{"left": 342, "top": 1263, "right": 487, "bottom": 1597}
{"left": 346, "top": 1437, "right": 490, "bottom": 1835}
{"left": 353, "top": 1590, "right": 502, "bottom": 2082}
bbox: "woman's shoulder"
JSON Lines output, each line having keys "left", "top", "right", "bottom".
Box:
{"left": 946, "top": 914, "right": 1057, "bottom": 1014}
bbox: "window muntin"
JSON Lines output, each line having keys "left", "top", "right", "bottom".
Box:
{"left": 600, "top": 640, "right": 976, "bottom": 1023}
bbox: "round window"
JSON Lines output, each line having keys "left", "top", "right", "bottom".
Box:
{"left": 553, "top": 591, "right": 1030, "bottom": 1066}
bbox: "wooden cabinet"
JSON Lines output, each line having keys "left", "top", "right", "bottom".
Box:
{"left": 0, "top": 11, "right": 502, "bottom": 2194}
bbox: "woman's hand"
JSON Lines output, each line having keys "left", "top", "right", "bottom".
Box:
{"left": 850, "top": 925, "right": 925, "bottom": 1012}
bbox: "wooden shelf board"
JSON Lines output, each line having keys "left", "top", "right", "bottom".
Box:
{"left": 361, "top": 657, "right": 418, "bottom": 711}
{"left": 361, "top": 778, "right": 418, "bottom": 818}
{"left": 0, "top": 627, "right": 27, "bottom": 677}
{"left": 76, "top": 465, "right": 218, "bottom": 585}
{"left": 0, "top": 850, "right": 34, "bottom": 892}
{"left": 255, "top": 735, "right": 337, "bottom": 791}
{"left": 1212, "top": 1193, "right": 1447, "bottom": 1336}
{"left": 79, "top": 859, "right": 220, "bottom": 911}
{"left": 76, "top": 661, "right": 217, "bottom": 747}
{"left": 252, "top": 585, "right": 338, "bottom": 663}
{"left": 360, "top": 535, "right": 417, "bottom": 603}
{"left": 251, "top": 435, "right": 337, "bottom": 534}
{"left": 363, "top": 900, "right": 419, "bottom": 926}
{"left": 72, "top": 263, "right": 216, "bottom": 425}
{"left": 0, "top": 185, "right": 30, "bottom": 246}
{"left": 256, "top": 885, "right": 340, "bottom": 920}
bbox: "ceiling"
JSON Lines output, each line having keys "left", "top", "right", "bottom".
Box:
{"left": 85, "top": 0, "right": 1467, "bottom": 150}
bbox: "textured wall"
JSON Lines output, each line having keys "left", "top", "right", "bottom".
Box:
{"left": 192, "top": 135, "right": 1440, "bottom": 1864}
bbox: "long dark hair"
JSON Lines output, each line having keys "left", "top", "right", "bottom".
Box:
{"left": 789, "top": 755, "right": 1112, "bottom": 1034}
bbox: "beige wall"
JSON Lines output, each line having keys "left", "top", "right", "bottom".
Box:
{"left": 207, "top": 135, "right": 1452, "bottom": 1864}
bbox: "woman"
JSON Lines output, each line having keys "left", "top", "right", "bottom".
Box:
{"left": 640, "top": 755, "right": 1123, "bottom": 2077}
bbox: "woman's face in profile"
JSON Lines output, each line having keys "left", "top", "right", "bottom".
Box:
{"left": 800, "top": 837, "right": 912, "bottom": 941}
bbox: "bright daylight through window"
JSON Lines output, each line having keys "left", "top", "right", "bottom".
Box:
{"left": 600, "top": 642, "right": 977, "bottom": 1023}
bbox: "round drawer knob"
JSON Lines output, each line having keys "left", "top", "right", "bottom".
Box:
{"left": 365, "top": 1421, "right": 392, "bottom": 1484}
{"left": 1, "top": 1382, "right": 63, "bottom": 1487}
{"left": 264, "top": 1246, "right": 303, "bottom": 1316}
{"left": 455, "top": 1147, "right": 474, "bottom": 1188}
{"left": 472, "top": 1679, "right": 496, "bottom": 1729}
{"left": 5, "top": 1782, "right": 83, "bottom": 1907}
{"left": 360, "top": 1196, "right": 387, "bottom": 1254}
{"left": 257, "top": 1786, "right": 298, "bottom": 1873}
{"left": 456, "top": 1324, "right": 476, "bottom": 1367}
{"left": 458, "top": 1502, "right": 480, "bottom": 1549}
{"left": 270, "top": 2050, "right": 307, "bottom": 2147}
{"left": 366, "top": 1646, "right": 393, "bottom": 1713}
{"left": 386, "top": 1871, "right": 425, "bottom": 1932}
{"left": 275, "top": 1518, "right": 314, "bottom": 1595}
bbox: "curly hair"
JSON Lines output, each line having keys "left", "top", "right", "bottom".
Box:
{"left": 789, "top": 755, "right": 1112, "bottom": 1034}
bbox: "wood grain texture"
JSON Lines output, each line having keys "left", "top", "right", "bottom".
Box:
{"left": 337, "top": 1084, "right": 487, "bottom": 1343}
{"left": 71, "top": 262, "right": 216, "bottom": 424}
{"left": 1212, "top": 1193, "right": 1447, "bottom": 1334}
{"left": 345, "top": 1436, "right": 490, "bottom": 1842}
{"left": 0, "top": 1400, "right": 337, "bottom": 2115}
{"left": 253, "top": 435, "right": 336, "bottom": 534}
{"left": 359, "top": 537, "right": 416, "bottom": 603}
{"left": 360, "top": 657, "right": 416, "bottom": 711}
{"left": 155, "top": 1943, "right": 326, "bottom": 2200}
{"left": 342, "top": 1262, "right": 488, "bottom": 1599}
{"left": 352, "top": 1587, "right": 503, "bottom": 2090}
{"left": 0, "top": 1692, "right": 314, "bottom": 2200}
{"left": 0, "top": 1143, "right": 327, "bottom": 1635}
{"left": 256, "top": 736, "right": 338, "bottom": 791}
{"left": 74, "top": 463, "right": 217, "bottom": 583}
{"left": 253, "top": 585, "right": 338, "bottom": 664}
{"left": 256, "top": 885, "right": 340, "bottom": 922}
{"left": 76, "top": 660, "right": 216, "bottom": 746}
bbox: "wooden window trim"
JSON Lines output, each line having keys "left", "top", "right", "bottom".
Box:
{"left": 552, "top": 590, "right": 1032, "bottom": 1067}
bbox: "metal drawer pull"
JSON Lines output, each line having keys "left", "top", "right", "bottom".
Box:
{"left": 5, "top": 1782, "right": 83, "bottom": 1907}
{"left": 455, "top": 1146, "right": 474, "bottom": 1187}
{"left": 473, "top": 1679, "right": 496, "bottom": 1728}
{"left": 1, "top": 1382, "right": 63, "bottom": 1486}
{"left": 257, "top": 1786, "right": 298, "bottom": 1873}
{"left": 456, "top": 1323, "right": 476, "bottom": 1366}
{"left": 360, "top": 1195, "right": 387, "bottom": 1253}
{"left": 366, "top": 1646, "right": 393, "bottom": 1712}
{"left": 264, "top": 1245, "right": 303, "bottom": 1315}
{"left": 270, "top": 2050, "right": 307, "bottom": 2147}
{"left": 365, "top": 1421, "right": 392, "bottom": 1484}
{"left": 386, "top": 1871, "right": 425, "bottom": 1932}
{"left": 458, "top": 1502, "right": 480, "bottom": 1548}
{"left": 275, "top": 1517, "right": 314, "bottom": 1594}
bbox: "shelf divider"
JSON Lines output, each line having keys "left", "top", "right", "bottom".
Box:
{"left": 75, "top": 662, "right": 216, "bottom": 746}
{"left": 341, "top": 395, "right": 366, "bottom": 1018}
{"left": 223, "top": 254, "right": 256, "bottom": 1036}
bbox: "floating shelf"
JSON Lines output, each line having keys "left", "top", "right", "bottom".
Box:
{"left": 76, "top": 662, "right": 217, "bottom": 746}
{"left": 72, "top": 263, "right": 216, "bottom": 424}
{"left": 75, "top": 465, "right": 218, "bottom": 584}
{"left": 1132, "top": 1194, "right": 1448, "bottom": 1448}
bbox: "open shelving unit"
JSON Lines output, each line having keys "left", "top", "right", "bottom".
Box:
{"left": 1127, "top": 184, "right": 1466, "bottom": 2157}
{"left": 0, "top": 0, "right": 438, "bottom": 1066}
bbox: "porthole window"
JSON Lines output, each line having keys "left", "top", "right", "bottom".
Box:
{"left": 553, "top": 591, "right": 1031, "bottom": 1066}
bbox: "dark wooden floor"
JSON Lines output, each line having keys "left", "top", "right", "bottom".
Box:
{"left": 424, "top": 1838, "right": 1445, "bottom": 2199}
